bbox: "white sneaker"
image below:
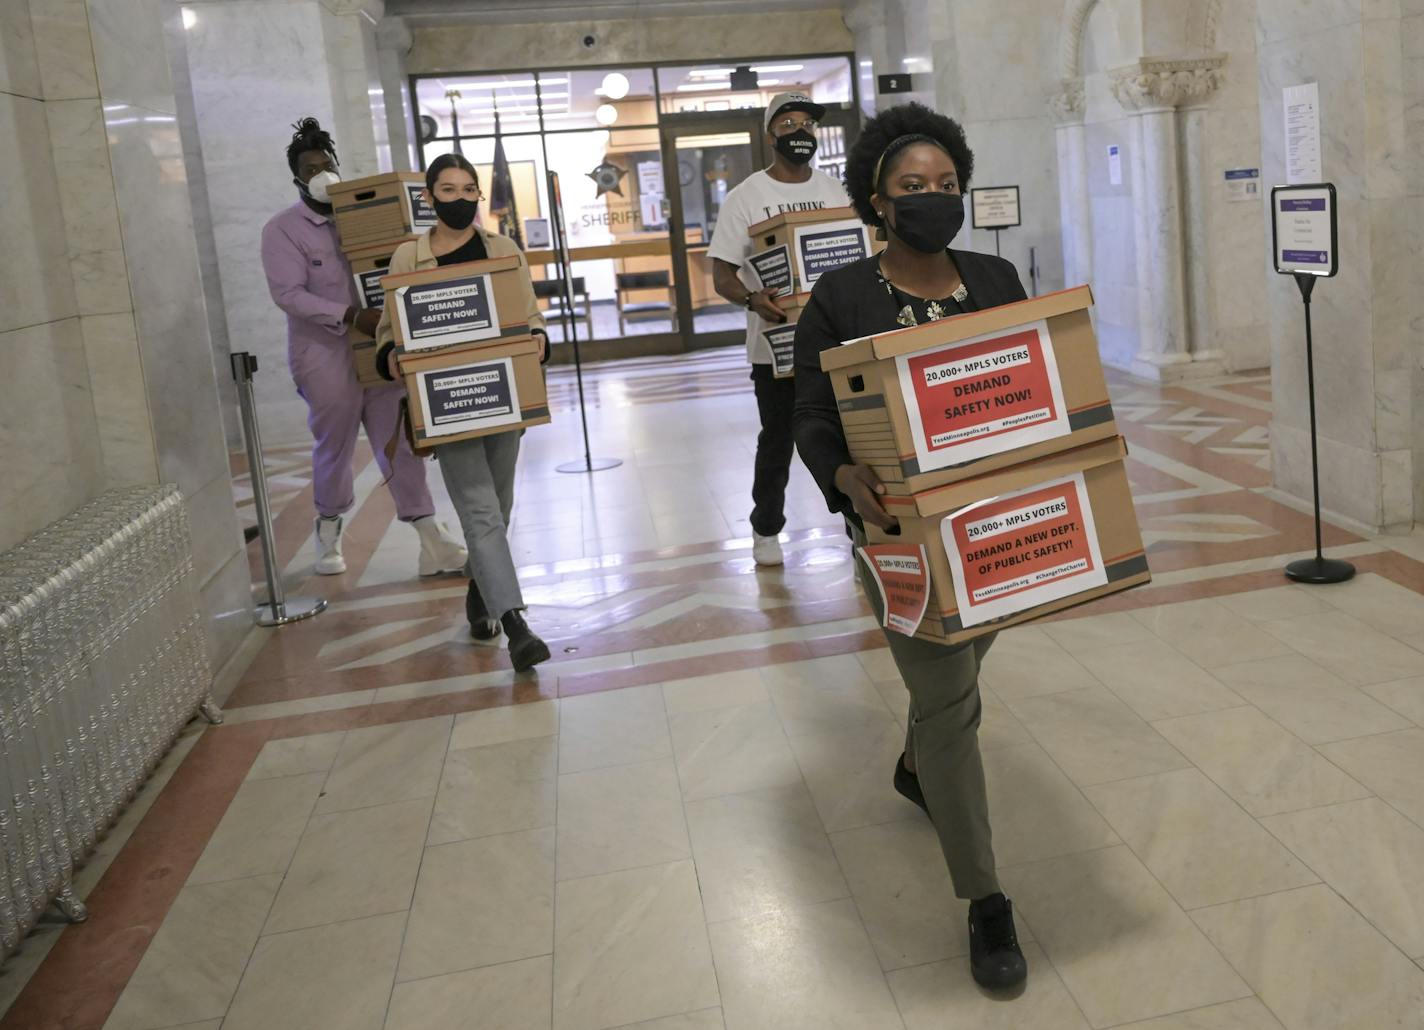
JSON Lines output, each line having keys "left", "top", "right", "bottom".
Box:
{"left": 414, "top": 517, "right": 468, "bottom": 577}
{"left": 752, "top": 531, "right": 785, "bottom": 567}
{"left": 314, "top": 516, "right": 346, "bottom": 575}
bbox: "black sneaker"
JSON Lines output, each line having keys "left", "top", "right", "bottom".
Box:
{"left": 466, "top": 580, "right": 500, "bottom": 640}
{"left": 501, "top": 610, "right": 550, "bottom": 672}
{"left": 968, "top": 892, "right": 1028, "bottom": 989}
{"left": 893, "top": 753, "right": 929, "bottom": 815}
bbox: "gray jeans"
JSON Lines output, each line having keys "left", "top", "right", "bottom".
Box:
{"left": 437, "top": 430, "right": 523, "bottom": 617}
{"left": 852, "top": 524, "right": 1001, "bottom": 900}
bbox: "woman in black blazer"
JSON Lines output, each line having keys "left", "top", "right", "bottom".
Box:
{"left": 792, "top": 103, "right": 1028, "bottom": 991}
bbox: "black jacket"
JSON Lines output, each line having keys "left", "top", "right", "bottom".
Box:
{"left": 792, "top": 249, "right": 1029, "bottom": 520}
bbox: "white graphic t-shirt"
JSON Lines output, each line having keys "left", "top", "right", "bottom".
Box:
{"left": 706, "top": 168, "right": 851, "bottom": 364}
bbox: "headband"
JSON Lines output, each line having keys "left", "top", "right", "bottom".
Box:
{"left": 871, "top": 133, "right": 952, "bottom": 191}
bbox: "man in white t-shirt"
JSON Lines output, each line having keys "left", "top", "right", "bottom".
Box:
{"left": 707, "top": 92, "right": 851, "bottom": 566}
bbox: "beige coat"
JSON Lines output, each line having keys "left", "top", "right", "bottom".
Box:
{"left": 375, "top": 225, "right": 547, "bottom": 350}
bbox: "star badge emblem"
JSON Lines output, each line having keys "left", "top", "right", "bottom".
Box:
{"left": 587, "top": 161, "right": 628, "bottom": 198}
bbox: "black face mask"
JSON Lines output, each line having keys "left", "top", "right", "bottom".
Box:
{"left": 434, "top": 197, "right": 479, "bottom": 230}
{"left": 775, "top": 129, "right": 818, "bottom": 166}
{"left": 886, "top": 192, "right": 965, "bottom": 254}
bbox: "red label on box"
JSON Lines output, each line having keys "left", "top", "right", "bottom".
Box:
{"left": 943, "top": 472, "right": 1107, "bottom": 628}
{"left": 856, "top": 544, "right": 931, "bottom": 636}
{"left": 906, "top": 328, "right": 1058, "bottom": 451}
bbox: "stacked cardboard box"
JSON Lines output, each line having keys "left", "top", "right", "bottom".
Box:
{"left": 327, "top": 173, "right": 436, "bottom": 389}
{"left": 747, "top": 206, "right": 883, "bottom": 378}
{"left": 382, "top": 256, "right": 549, "bottom": 451}
{"left": 820, "top": 286, "right": 1149, "bottom": 644}
{"left": 328, "top": 173, "right": 437, "bottom": 248}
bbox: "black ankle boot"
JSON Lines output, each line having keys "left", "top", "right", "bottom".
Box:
{"left": 968, "top": 892, "right": 1028, "bottom": 989}
{"left": 501, "top": 609, "right": 550, "bottom": 672}
{"left": 466, "top": 580, "right": 499, "bottom": 640}
{"left": 893, "top": 753, "right": 929, "bottom": 815}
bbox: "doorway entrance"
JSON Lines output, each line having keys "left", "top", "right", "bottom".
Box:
{"left": 656, "top": 106, "right": 860, "bottom": 350}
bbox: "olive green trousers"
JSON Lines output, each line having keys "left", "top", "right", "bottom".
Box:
{"left": 853, "top": 526, "right": 1001, "bottom": 900}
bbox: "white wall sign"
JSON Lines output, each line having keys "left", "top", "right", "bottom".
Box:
{"left": 524, "top": 217, "right": 550, "bottom": 249}
{"left": 1107, "top": 145, "right": 1123, "bottom": 187}
{"left": 1283, "top": 82, "right": 1322, "bottom": 184}
{"left": 1224, "top": 168, "right": 1260, "bottom": 203}
{"left": 1271, "top": 183, "right": 1337, "bottom": 277}
{"left": 970, "top": 186, "right": 1022, "bottom": 229}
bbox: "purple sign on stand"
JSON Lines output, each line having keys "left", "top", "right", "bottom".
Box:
{"left": 1272, "top": 184, "right": 1336, "bottom": 277}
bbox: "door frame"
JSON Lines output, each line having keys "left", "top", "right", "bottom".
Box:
{"left": 658, "top": 110, "right": 768, "bottom": 351}
{"left": 657, "top": 106, "right": 863, "bottom": 351}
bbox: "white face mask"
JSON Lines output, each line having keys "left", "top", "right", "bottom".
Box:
{"left": 305, "top": 169, "right": 341, "bottom": 204}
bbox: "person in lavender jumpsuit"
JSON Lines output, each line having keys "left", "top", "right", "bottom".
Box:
{"left": 259, "top": 118, "right": 466, "bottom": 578}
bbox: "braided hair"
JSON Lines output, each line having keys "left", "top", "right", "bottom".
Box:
{"left": 286, "top": 117, "right": 338, "bottom": 175}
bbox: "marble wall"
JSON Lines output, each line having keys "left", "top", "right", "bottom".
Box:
{"left": 0, "top": 0, "right": 250, "bottom": 671}
{"left": 1253, "top": 1, "right": 1424, "bottom": 531}
{"left": 179, "top": 0, "right": 390, "bottom": 444}
{"left": 407, "top": 9, "right": 853, "bottom": 75}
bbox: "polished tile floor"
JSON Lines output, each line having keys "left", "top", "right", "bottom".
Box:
{"left": 5, "top": 350, "right": 1424, "bottom": 1030}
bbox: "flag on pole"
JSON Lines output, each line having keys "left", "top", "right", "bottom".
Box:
{"left": 489, "top": 107, "right": 523, "bottom": 248}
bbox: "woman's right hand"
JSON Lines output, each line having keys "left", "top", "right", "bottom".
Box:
{"left": 834, "top": 463, "right": 899, "bottom": 532}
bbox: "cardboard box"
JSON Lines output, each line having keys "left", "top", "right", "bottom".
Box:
{"left": 399, "top": 335, "right": 550, "bottom": 451}
{"left": 347, "top": 235, "right": 418, "bottom": 309}
{"left": 760, "top": 291, "right": 811, "bottom": 378}
{"left": 820, "top": 285, "right": 1116, "bottom": 495}
{"left": 747, "top": 206, "right": 883, "bottom": 294}
{"left": 860, "top": 436, "right": 1149, "bottom": 644}
{"left": 349, "top": 330, "right": 384, "bottom": 389}
{"left": 328, "top": 173, "right": 436, "bottom": 247}
{"left": 382, "top": 255, "right": 532, "bottom": 352}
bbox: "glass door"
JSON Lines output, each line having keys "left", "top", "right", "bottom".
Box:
{"left": 657, "top": 106, "right": 861, "bottom": 349}
{"left": 659, "top": 111, "right": 768, "bottom": 348}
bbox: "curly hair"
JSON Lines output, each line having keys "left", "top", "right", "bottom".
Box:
{"left": 844, "top": 102, "right": 975, "bottom": 229}
{"left": 286, "top": 117, "right": 338, "bottom": 175}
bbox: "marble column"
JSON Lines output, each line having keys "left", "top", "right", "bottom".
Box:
{"left": 1108, "top": 56, "right": 1226, "bottom": 382}
{"left": 1049, "top": 78, "right": 1092, "bottom": 289}
{"left": 375, "top": 14, "right": 415, "bottom": 171}
{"left": 180, "top": 0, "right": 389, "bottom": 441}
{"left": 1254, "top": 2, "right": 1424, "bottom": 530}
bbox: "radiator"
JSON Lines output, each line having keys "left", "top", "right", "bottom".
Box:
{"left": 0, "top": 485, "right": 222, "bottom": 956}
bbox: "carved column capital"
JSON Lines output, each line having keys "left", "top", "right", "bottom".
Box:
{"left": 1108, "top": 55, "right": 1226, "bottom": 112}
{"left": 1048, "top": 78, "right": 1086, "bottom": 125}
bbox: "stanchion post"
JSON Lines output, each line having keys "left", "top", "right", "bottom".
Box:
{"left": 545, "top": 171, "right": 622, "bottom": 475}
{"left": 230, "top": 352, "right": 329, "bottom": 625}
{"left": 1283, "top": 274, "right": 1354, "bottom": 584}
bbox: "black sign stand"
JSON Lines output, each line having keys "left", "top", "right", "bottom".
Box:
{"left": 1271, "top": 182, "right": 1352, "bottom": 584}
{"left": 1283, "top": 272, "right": 1353, "bottom": 584}
{"left": 546, "top": 171, "right": 621, "bottom": 475}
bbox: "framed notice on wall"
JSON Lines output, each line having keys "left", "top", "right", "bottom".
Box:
{"left": 970, "top": 186, "right": 1021, "bottom": 229}
{"left": 1271, "top": 183, "right": 1337, "bottom": 277}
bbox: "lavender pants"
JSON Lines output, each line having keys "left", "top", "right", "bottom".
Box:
{"left": 289, "top": 338, "right": 434, "bottom": 521}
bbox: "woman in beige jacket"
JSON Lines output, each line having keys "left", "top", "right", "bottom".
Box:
{"left": 375, "top": 153, "right": 550, "bottom": 671}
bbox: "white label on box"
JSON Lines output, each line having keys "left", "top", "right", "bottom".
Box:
{"left": 395, "top": 273, "right": 503, "bottom": 351}
{"left": 893, "top": 319, "right": 1070, "bottom": 472}
{"left": 792, "top": 219, "right": 871, "bottom": 288}
{"left": 416, "top": 355, "right": 522, "bottom": 438}
{"left": 943, "top": 471, "right": 1107, "bottom": 628}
